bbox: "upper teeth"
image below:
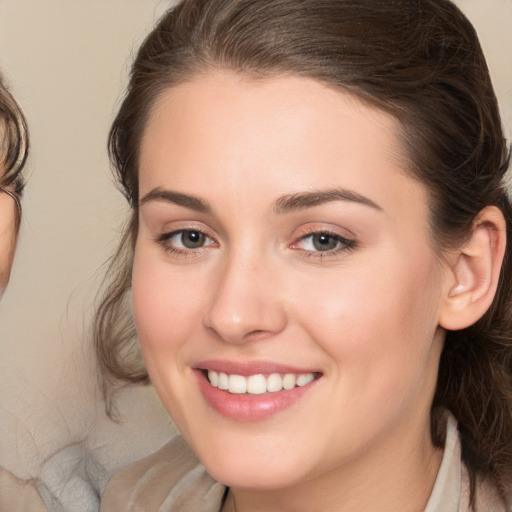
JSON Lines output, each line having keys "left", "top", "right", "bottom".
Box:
{"left": 207, "top": 371, "right": 315, "bottom": 395}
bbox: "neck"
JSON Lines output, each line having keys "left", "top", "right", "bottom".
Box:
{"left": 227, "top": 418, "right": 443, "bottom": 512}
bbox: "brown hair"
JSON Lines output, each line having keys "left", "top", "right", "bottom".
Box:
{"left": 95, "top": 0, "right": 512, "bottom": 502}
{"left": 0, "top": 71, "right": 28, "bottom": 225}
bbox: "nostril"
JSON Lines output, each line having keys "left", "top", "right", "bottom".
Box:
{"left": 203, "top": 278, "right": 288, "bottom": 343}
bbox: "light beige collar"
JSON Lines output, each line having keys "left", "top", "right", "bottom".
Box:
{"left": 424, "top": 413, "right": 465, "bottom": 512}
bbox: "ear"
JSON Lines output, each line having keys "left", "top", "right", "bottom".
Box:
{"left": 439, "top": 206, "right": 507, "bottom": 331}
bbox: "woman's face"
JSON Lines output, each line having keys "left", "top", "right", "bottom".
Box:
{"left": 0, "top": 174, "right": 17, "bottom": 293}
{"left": 133, "top": 72, "right": 449, "bottom": 490}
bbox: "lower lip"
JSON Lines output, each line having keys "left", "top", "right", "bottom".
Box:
{"left": 195, "top": 370, "right": 319, "bottom": 421}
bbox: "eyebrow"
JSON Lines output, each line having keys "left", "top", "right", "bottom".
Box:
{"left": 273, "top": 188, "right": 382, "bottom": 214}
{"left": 139, "top": 186, "right": 381, "bottom": 215}
{"left": 139, "top": 187, "right": 212, "bottom": 213}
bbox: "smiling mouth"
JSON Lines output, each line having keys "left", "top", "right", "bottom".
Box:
{"left": 205, "top": 370, "right": 321, "bottom": 395}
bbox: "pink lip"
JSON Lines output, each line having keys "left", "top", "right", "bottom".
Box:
{"left": 196, "top": 359, "right": 318, "bottom": 376}
{"left": 193, "top": 360, "right": 321, "bottom": 422}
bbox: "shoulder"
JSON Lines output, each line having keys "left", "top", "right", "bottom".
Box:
{"left": 100, "top": 435, "right": 226, "bottom": 512}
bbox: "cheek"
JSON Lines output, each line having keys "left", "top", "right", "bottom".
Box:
{"left": 292, "top": 247, "right": 442, "bottom": 383}
{"left": 287, "top": 252, "right": 444, "bottom": 451}
{"left": 131, "top": 243, "right": 209, "bottom": 368}
{"left": 0, "top": 225, "right": 16, "bottom": 292}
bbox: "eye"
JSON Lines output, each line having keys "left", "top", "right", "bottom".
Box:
{"left": 158, "top": 229, "right": 215, "bottom": 251}
{"left": 293, "top": 231, "right": 355, "bottom": 254}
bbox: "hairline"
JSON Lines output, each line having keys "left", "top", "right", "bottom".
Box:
{"left": 132, "top": 65, "right": 450, "bottom": 256}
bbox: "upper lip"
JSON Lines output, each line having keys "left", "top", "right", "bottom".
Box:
{"left": 195, "top": 359, "right": 320, "bottom": 376}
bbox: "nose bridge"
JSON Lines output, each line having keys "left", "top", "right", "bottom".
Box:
{"left": 203, "top": 245, "right": 286, "bottom": 343}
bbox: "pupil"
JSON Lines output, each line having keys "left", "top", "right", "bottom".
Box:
{"left": 313, "top": 233, "right": 337, "bottom": 251}
{"left": 182, "top": 230, "right": 204, "bottom": 248}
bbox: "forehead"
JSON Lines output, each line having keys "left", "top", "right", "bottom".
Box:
{"left": 143, "top": 71, "right": 403, "bottom": 147}
{"left": 138, "top": 71, "right": 427, "bottom": 221}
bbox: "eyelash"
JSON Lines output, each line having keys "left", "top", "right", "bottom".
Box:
{"left": 156, "top": 228, "right": 357, "bottom": 259}
{"left": 291, "top": 230, "right": 357, "bottom": 259}
{"left": 156, "top": 229, "right": 217, "bottom": 256}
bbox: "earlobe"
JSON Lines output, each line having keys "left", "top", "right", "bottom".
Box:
{"left": 439, "top": 206, "right": 506, "bottom": 331}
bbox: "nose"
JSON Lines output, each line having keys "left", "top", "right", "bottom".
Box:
{"left": 203, "top": 253, "right": 287, "bottom": 344}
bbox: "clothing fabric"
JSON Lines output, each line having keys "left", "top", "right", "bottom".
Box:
{"left": 36, "top": 443, "right": 107, "bottom": 512}
{"left": 99, "top": 414, "right": 508, "bottom": 512}
{"left": 0, "top": 442, "right": 109, "bottom": 512}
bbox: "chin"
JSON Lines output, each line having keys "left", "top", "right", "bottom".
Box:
{"left": 186, "top": 430, "right": 314, "bottom": 491}
{"left": 204, "top": 459, "right": 306, "bottom": 490}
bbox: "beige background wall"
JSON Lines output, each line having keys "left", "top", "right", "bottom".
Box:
{"left": 0, "top": 0, "right": 510, "bottom": 482}
{"left": 0, "top": 0, "right": 176, "bottom": 481}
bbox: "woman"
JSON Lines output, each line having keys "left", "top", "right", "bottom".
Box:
{"left": 97, "top": 0, "right": 512, "bottom": 510}
{"left": 0, "top": 73, "right": 26, "bottom": 294}
{"left": 0, "top": 74, "right": 48, "bottom": 511}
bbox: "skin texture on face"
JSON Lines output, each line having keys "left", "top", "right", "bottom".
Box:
{"left": 0, "top": 172, "right": 17, "bottom": 294}
{"left": 133, "top": 72, "right": 450, "bottom": 512}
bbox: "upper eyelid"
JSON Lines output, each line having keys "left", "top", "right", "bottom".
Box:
{"left": 290, "top": 227, "right": 357, "bottom": 253}
{"left": 292, "top": 224, "right": 356, "bottom": 240}
{"left": 299, "top": 231, "right": 351, "bottom": 241}
{"left": 156, "top": 229, "right": 217, "bottom": 257}
{"left": 158, "top": 227, "right": 216, "bottom": 242}
{"left": 158, "top": 226, "right": 353, "bottom": 240}
{"left": 293, "top": 231, "right": 354, "bottom": 247}
{"left": 153, "top": 223, "right": 357, "bottom": 249}
{"left": 157, "top": 222, "right": 216, "bottom": 238}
